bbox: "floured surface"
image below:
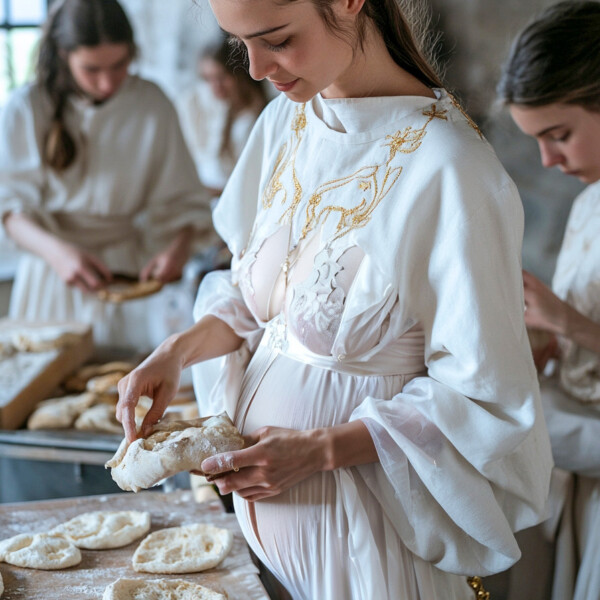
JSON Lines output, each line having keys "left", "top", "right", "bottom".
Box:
{"left": 0, "top": 491, "right": 268, "bottom": 600}
{"left": 48, "top": 511, "right": 150, "bottom": 550}
{"left": 0, "top": 534, "right": 81, "bottom": 570}
{"left": 102, "top": 577, "right": 226, "bottom": 600}
{"left": 133, "top": 524, "right": 233, "bottom": 573}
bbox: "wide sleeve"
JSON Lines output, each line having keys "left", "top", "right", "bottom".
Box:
{"left": 0, "top": 87, "right": 46, "bottom": 233}
{"left": 351, "top": 181, "right": 553, "bottom": 576}
{"left": 138, "top": 92, "right": 213, "bottom": 244}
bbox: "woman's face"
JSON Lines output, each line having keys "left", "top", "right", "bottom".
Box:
{"left": 208, "top": 0, "right": 359, "bottom": 102}
{"left": 67, "top": 43, "right": 132, "bottom": 103}
{"left": 510, "top": 103, "right": 600, "bottom": 184}
{"left": 200, "top": 58, "right": 236, "bottom": 101}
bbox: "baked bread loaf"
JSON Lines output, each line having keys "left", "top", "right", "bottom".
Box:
{"left": 97, "top": 276, "right": 163, "bottom": 303}
{"left": 105, "top": 413, "right": 244, "bottom": 492}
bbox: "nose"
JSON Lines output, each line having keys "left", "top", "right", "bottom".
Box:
{"left": 538, "top": 141, "right": 564, "bottom": 169}
{"left": 97, "top": 72, "right": 119, "bottom": 97}
{"left": 246, "top": 46, "right": 276, "bottom": 81}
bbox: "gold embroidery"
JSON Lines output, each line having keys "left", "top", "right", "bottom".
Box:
{"left": 448, "top": 94, "right": 483, "bottom": 139}
{"left": 467, "top": 576, "right": 491, "bottom": 600}
{"left": 261, "top": 103, "right": 441, "bottom": 245}
{"left": 261, "top": 104, "right": 307, "bottom": 211}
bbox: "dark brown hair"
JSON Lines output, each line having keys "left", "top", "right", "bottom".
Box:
{"left": 296, "top": 0, "right": 443, "bottom": 88}
{"left": 37, "top": 0, "right": 136, "bottom": 171}
{"left": 498, "top": 0, "right": 600, "bottom": 110}
{"left": 202, "top": 37, "right": 269, "bottom": 160}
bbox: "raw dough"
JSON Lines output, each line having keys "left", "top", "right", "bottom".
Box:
{"left": 75, "top": 403, "right": 124, "bottom": 434}
{"left": 48, "top": 511, "right": 150, "bottom": 549}
{"left": 106, "top": 413, "right": 244, "bottom": 492}
{"left": 86, "top": 372, "right": 125, "bottom": 395}
{"left": 27, "top": 392, "right": 96, "bottom": 430}
{"left": 0, "top": 533, "right": 81, "bottom": 569}
{"left": 102, "top": 577, "right": 226, "bottom": 600}
{"left": 65, "top": 361, "right": 136, "bottom": 393}
{"left": 132, "top": 524, "right": 233, "bottom": 573}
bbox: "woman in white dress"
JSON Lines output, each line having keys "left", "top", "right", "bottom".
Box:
{"left": 117, "top": 1, "right": 552, "bottom": 598}
{"left": 497, "top": 2, "right": 600, "bottom": 599}
{"left": 178, "top": 37, "right": 269, "bottom": 198}
{"left": 0, "top": 0, "right": 211, "bottom": 352}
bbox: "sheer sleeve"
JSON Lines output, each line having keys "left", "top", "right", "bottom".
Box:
{"left": 0, "top": 86, "right": 46, "bottom": 233}
{"left": 351, "top": 182, "right": 553, "bottom": 575}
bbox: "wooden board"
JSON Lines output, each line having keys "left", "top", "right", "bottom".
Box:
{"left": 0, "top": 320, "right": 94, "bottom": 430}
{"left": 0, "top": 490, "right": 269, "bottom": 600}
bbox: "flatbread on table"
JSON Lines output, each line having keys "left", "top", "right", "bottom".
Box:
{"left": 132, "top": 523, "right": 233, "bottom": 574}
{"left": 27, "top": 392, "right": 96, "bottom": 430}
{"left": 102, "top": 577, "right": 226, "bottom": 600}
{"left": 64, "top": 361, "right": 137, "bottom": 393}
{"left": 97, "top": 276, "right": 163, "bottom": 304}
{"left": 75, "top": 403, "right": 124, "bottom": 434}
{"left": 48, "top": 511, "right": 150, "bottom": 550}
{"left": 0, "top": 533, "right": 81, "bottom": 570}
{"left": 106, "top": 413, "right": 245, "bottom": 493}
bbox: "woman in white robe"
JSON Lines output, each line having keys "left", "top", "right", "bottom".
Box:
{"left": 0, "top": 0, "right": 212, "bottom": 353}
{"left": 498, "top": 2, "right": 600, "bottom": 599}
{"left": 117, "top": 1, "right": 553, "bottom": 598}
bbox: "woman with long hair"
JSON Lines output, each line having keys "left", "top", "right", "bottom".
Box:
{"left": 179, "top": 36, "right": 269, "bottom": 197}
{"left": 0, "top": 0, "right": 211, "bottom": 353}
{"left": 497, "top": 2, "right": 600, "bottom": 598}
{"left": 117, "top": 0, "right": 552, "bottom": 597}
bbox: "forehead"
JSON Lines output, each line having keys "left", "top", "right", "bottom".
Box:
{"left": 509, "top": 103, "right": 578, "bottom": 134}
{"left": 68, "top": 43, "right": 131, "bottom": 66}
{"left": 209, "top": 0, "right": 313, "bottom": 37}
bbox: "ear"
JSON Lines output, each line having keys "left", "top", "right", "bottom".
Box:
{"left": 332, "top": 0, "right": 367, "bottom": 18}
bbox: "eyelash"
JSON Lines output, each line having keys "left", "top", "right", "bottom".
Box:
{"left": 265, "top": 39, "right": 290, "bottom": 52}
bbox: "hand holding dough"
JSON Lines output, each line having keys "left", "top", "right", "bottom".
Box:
{"left": 105, "top": 413, "right": 244, "bottom": 492}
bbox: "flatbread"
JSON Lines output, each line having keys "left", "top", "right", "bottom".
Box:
{"left": 0, "top": 533, "right": 81, "bottom": 570}
{"left": 27, "top": 392, "right": 96, "bottom": 430}
{"left": 106, "top": 413, "right": 244, "bottom": 493}
{"left": 102, "top": 578, "right": 226, "bottom": 600}
{"left": 97, "top": 277, "right": 163, "bottom": 303}
{"left": 65, "top": 361, "right": 136, "bottom": 393}
{"left": 75, "top": 403, "right": 123, "bottom": 434}
{"left": 48, "top": 511, "right": 150, "bottom": 550}
{"left": 132, "top": 524, "right": 233, "bottom": 573}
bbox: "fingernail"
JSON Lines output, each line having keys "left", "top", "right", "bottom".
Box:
{"left": 201, "top": 459, "right": 212, "bottom": 473}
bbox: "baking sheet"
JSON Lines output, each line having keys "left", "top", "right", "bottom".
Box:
{"left": 0, "top": 490, "right": 270, "bottom": 599}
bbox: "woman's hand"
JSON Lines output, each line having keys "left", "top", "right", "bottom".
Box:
{"left": 200, "top": 427, "right": 329, "bottom": 502}
{"left": 47, "top": 241, "right": 112, "bottom": 293}
{"left": 200, "top": 420, "right": 378, "bottom": 502}
{"left": 140, "top": 226, "right": 194, "bottom": 283}
{"left": 116, "top": 339, "right": 184, "bottom": 443}
{"left": 523, "top": 270, "right": 569, "bottom": 334}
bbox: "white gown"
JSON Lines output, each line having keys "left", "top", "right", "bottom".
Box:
{"left": 505, "top": 180, "right": 600, "bottom": 600}
{"left": 192, "top": 90, "right": 553, "bottom": 599}
{"left": 0, "top": 76, "right": 212, "bottom": 351}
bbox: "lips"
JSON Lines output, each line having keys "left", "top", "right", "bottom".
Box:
{"left": 270, "top": 79, "right": 298, "bottom": 92}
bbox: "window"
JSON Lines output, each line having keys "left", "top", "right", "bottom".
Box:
{"left": 0, "top": 0, "right": 49, "bottom": 106}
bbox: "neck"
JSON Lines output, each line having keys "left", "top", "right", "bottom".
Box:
{"left": 322, "top": 24, "right": 435, "bottom": 100}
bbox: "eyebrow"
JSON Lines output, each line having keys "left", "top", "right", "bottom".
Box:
{"left": 225, "top": 24, "right": 289, "bottom": 40}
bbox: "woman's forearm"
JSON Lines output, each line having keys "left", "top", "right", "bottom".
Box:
{"left": 317, "top": 420, "right": 379, "bottom": 471}
{"left": 563, "top": 306, "right": 600, "bottom": 355}
{"left": 166, "top": 314, "right": 245, "bottom": 368}
{"left": 3, "top": 212, "right": 63, "bottom": 259}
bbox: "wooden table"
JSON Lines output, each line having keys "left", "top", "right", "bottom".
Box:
{"left": 0, "top": 490, "right": 270, "bottom": 599}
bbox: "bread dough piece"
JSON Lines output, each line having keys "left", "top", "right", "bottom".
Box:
{"left": 87, "top": 372, "right": 125, "bottom": 395}
{"left": 27, "top": 392, "right": 96, "bottom": 430}
{"left": 75, "top": 403, "right": 123, "bottom": 434}
{"left": 97, "top": 277, "right": 163, "bottom": 303}
{"left": 103, "top": 577, "right": 226, "bottom": 600}
{"left": 106, "top": 413, "right": 244, "bottom": 493}
{"left": 64, "top": 361, "right": 136, "bottom": 392}
{"left": 132, "top": 524, "right": 233, "bottom": 573}
{"left": 0, "top": 533, "right": 81, "bottom": 569}
{"left": 11, "top": 326, "right": 84, "bottom": 352}
{"left": 49, "top": 511, "right": 150, "bottom": 550}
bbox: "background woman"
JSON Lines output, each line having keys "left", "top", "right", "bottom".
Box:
{"left": 118, "top": 0, "right": 552, "bottom": 598}
{"left": 0, "top": 0, "right": 212, "bottom": 353}
{"left": 498, "top": 2, "right": 600, "bottom": 599}
{"left": 178, "top": 36, "right": 269, "bottom": 198}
